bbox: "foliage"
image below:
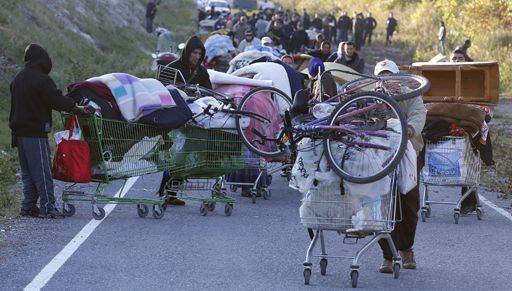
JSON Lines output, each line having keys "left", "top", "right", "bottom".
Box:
{"left": 0, "top": 151, "right": 20, "bottom": 217}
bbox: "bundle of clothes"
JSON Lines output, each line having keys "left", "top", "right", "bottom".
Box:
{"left": 421, "top": 102, "right": 494, "bottom": 185}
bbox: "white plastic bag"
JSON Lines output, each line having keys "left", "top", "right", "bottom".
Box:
{"left": 53, "top": 116, "right": 83, "bottom": 145}
{"left": 397, "top": 141, "right": 417, "bottom": 194}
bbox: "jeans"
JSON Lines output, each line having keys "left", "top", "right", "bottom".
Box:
{"left": 17, "top": 136, "right": 56, "bottom": 211}
{"left": 146, "top": 17, "right": 154, "bottom": 33}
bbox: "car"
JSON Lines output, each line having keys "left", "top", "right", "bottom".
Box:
{"left": 205, "top": 0, "right": 231, "bottom": 15}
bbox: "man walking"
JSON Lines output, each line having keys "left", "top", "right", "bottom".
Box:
{"left": 363, "top": 12, "right": 377, "bottom": 45}
{"left": 385, "top": 12, "right": 397, "bottom": 46}
{"left": 337, "top": 11, "right": 351, "bottom": 42}
{"left": 438, "top": 21, "right": 446, "bottom": 54}
{"left": 146, "top": 0, "right": 159, "bottom": 33}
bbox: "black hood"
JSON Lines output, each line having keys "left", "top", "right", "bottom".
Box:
{"left": 179, "top": 35, "right": 206, "bottom": 69}
{"left": 24, "top": 43, "right": 52, "bottom": 74}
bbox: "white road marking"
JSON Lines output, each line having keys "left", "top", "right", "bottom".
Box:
{"left": 24, "top": 176, "right": 139, "bottom": 291}
{"left": 479, "top": 195, "right": 512, "bottom": 222}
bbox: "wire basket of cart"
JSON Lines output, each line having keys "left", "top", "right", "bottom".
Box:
{"left": 421, "top": 135, "right": 482, "bottom": 224}
{"left": 60, "top": 114, "right": 172, "bottom": 220}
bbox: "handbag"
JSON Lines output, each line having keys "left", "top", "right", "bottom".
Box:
{"left": 52, "top": 114, "right": 92, "bottom": 183}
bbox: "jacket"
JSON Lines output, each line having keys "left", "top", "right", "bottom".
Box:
{"left": 168, "top": 36, "right": 212, "bottom": 89}
{"left": 9, "top": 44, "right": 75, "bottom": 143}
{"left": 334, "top": 52, "right": 365, "bottom": 73}
{"left": 398, "top": 96, "right": 427, "bottom": 156}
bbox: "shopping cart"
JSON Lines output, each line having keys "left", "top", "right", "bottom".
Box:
{"left": 163, "top": 123, "right": 244, "bottom": 216}
{"left": 421, "top": 135, "right": 483, "bottom": 224}
{"left": 300, "top": 170, "right": 401, "bottom": 288}
{"left": 60, "top": 115, "right": 172, "bottom": 220}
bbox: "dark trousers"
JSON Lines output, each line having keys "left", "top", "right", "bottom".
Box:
{"left": 379, "top": 156, "right": 423, "bottom": 259}
{"left": 146, "top": 17, "right": 154, "bottom": 33}
{"left": 385, "top": 30, "right": 394, "bottom": 46}
{"left": 17, "top": 136, "right": 56, "bottom": 211}
{"left": 363, "top": 30, "right": 373, "bottom": 45}
{"left": 338, "top": 29, "right": 348, "bottom": 42}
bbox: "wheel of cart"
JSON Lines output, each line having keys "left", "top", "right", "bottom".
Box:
{"left": 421, "top": 135, "right": 482, "bottom": 224}
{"left": 59, "top": 114, "right": 171, "bottom": 220}
{"left": 163, "top": 124, "right": 244, "bottom": 216}
{"left": 300, "top": 169, "right": 402, "bottom": 288}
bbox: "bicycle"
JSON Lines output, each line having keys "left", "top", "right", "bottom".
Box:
{"left": 236, "top": 69, "right": 430, "bottom": 184}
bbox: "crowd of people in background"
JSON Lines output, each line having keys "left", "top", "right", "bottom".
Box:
{"left": 198, "top": 6, "right": 398, "bottom": 55}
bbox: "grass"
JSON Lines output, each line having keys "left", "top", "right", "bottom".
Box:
{"left": 0, "top": 0, "right": 196, "bottom": 215}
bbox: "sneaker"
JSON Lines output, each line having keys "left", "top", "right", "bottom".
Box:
{"left": 378, "top": 259, "right": 393, "bottom": 273}
{"left": 20, "top": 205, "right": 40, "bottom": 217}
{"left": 399, "top": 249, "right": 416, "bottom": 269}
{"left": 40, "top": 208, "right": 65, "bottom": 219}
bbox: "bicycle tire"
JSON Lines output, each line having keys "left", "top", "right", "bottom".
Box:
{"left": 342, "top": 73, "right": 430, "bottom": 102}
{"left": 235, "top": 86, "right": 292, "bottom": 157}
{"left": 323, "top": 91, "right": 407, "bottom": 184}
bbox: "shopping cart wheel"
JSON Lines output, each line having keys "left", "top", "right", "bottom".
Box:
{"left": 137, "top": 204, "right": 149, "bottom": 218}
{"left": 420, "top": 211, "right": 427, "bottom": 222}
{"left": 303, "top": 268, "right": 311, "bottom": 285}
{"left": 320, "top": 258, "right": 328, "bottom": 276}
{"left": 392, "top": 263, "right": 400, "bottom": 279}
{"left": 230, "top": 185, "right": 237, "bottom": 192}
{"left": 454, "top": 213, "right": 460, "bottom": 224}
{"left": 62, "top": 203, "right": 75, "bottom": 217}
{"left": 224, "top": 203, "right": 233, "bottom": 216}
{"left": 200, "top": 203, "right": 208, "bottom": 216}
{"left": 207, "top": 202, "right": 216, "bottom": 212}
{"left": 350, "top": 269, "right": 358, "bottom": 288}
{"left": 261, "top": 189, "right": 270, "bottom": 200}
{"left": 152, "top": 205, "right": 164, "bottom": 219}
{"left": 476, "top": 209, "right": 483, "bottom": 220}
{"left": 92, "top": 206, "right": 106, "bottom": 220}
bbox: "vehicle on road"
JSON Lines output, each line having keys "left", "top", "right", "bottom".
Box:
{"left": 205, "top": 0, "right": 231, "bottom": 15}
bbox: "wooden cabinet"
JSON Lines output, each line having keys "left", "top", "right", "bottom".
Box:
{"left": 400, "top": 62, "right": 499, "bottom": 104}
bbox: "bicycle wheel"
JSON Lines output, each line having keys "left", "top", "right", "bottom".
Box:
{"left": 235, "top": 86, "right": 292, "bottom": 157}
{"left": 342, "top": 73, "right": 430, "bottom": 102}
{"left": 323, "top": 91, "right": 407, "bottom": 184}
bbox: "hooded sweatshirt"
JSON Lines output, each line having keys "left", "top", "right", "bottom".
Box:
{"left": 9, "top": 44, "right": 75, "bottom": 141}
{"left": 168, "top": 36, "right": 212, "bottom": 89}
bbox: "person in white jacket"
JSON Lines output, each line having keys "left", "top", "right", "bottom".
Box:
{"left": 373, "top": 60, "right": 426, "bottom": 273}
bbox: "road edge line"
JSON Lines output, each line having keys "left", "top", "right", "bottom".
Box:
{"left": 479, "top": 194, "right": 512, "bottom": 222}
{"left": 23, "top": 176, "right": 139, "bottom": 291}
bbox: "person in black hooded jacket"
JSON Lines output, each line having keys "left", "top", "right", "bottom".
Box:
{"left": 9, "top": 43, "right": 79, "bottom": 218}
{"left": 167, "top": 35, "right": 212, "bottom": 89}
{"left": 157, "top": 35, "right": 212, "bottom": 206}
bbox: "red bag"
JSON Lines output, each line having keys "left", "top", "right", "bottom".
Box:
{"left": 52, "top": 115, "right": 92, "bottom": 183}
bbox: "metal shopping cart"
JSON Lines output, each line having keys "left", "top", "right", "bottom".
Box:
{"left": 61, "top": 115, "right": 172, "bottom": 220}
{"left": 163, "top": 123, "right": 244, "bottom": 216}
{"left": 421, "top": 135, "right": 483, "bottom": 224}
{"left": 300, "top": 170, "right": 401, "bottom": 288}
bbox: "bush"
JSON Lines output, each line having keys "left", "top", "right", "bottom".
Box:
{"left": 0, "top": 151, "right": 20, "bottom": 216}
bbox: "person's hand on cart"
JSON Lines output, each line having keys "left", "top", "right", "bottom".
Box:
{"left": 72, "top": 105, "right": 96, "bottom": 116}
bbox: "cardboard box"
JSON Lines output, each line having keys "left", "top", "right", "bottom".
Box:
{"left": 400, "top": 62, "right": 499, "bottom": 104}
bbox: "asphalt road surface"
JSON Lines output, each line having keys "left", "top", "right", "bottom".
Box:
{"left": 1, "top": 170, "right": 512, "bottom": 290}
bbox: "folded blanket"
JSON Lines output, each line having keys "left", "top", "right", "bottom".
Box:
{"left": 87, "top": 73, "right": 175, "bottom": 121}
{"left": 204, "top": 34, "right": 236, "bottom": 63}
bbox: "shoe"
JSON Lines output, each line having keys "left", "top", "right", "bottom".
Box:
{"left": 167, "top": 197, "right": 186, "bottom": 206}
{"left": 20, "top": 205, "right": 40, "bottom": 217}
{"left": 40, "top": 208, "right": 65, "bottom": 219}
{"left": 378, "top": 259, "right": 393, "bottom": 273}
{"left": 241, "top": 189, "right": 252, "bottom": 198}
{"left": 460, "top": 204, "right": 477, "bottom": 215}
{"left": 399, "top": 249, "right": 416, "bottom": 269}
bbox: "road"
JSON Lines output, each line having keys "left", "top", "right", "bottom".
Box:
{"left": 1, "top": 170, "right": 512, "bottom": 290}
